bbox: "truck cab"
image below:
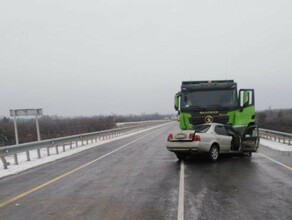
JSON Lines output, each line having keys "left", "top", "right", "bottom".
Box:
{"left": 174, "top": 80, "right": 258, "bottom": 153}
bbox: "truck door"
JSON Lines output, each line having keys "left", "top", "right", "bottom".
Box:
{"left": 241, "top": 125, "right": 259, "bottom": 152}
{"left": 235, "top": 89, "right": 256, "bottom": 127}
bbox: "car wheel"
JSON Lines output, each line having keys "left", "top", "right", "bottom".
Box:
{"left": 175, "top": 153, "right": 187, "bottom": 161}
{"left": 209, "top": 145, "right": 219, "bottom": 161}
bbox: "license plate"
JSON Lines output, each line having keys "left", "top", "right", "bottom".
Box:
{"left": 175, "top": 133, "right": 187, "bottom": 139}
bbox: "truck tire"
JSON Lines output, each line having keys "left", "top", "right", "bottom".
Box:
{"left": 241, "top": 152, "right": 252, "bottom": 157}
{"left": 209, "top": 144, "right": 219, "bottom": 161}
{"left": 246, "top": 152, "right": 252, "bottom": 157}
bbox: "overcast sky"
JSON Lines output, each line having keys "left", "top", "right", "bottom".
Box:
{"left": 0, "top": 0, "right": 291, "bottom": 117}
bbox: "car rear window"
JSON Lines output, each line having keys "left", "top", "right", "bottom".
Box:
{"left": 193, "top": 124, "right": 211, "bottom": 133}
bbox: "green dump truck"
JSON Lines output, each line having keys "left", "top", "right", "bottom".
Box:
{"left": 175, "top": 80, "right": 255, "bottom": 129}
{"left": 171, "top": 80, "right": 259, "bottom": 156}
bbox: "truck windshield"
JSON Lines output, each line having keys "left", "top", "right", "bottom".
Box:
{"left": 182, "top": 89, "right": 237, "bottom": 109}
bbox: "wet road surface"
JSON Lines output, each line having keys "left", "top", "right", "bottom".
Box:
{"left": 0, "top": 123, "right": 291, "bottom": 220}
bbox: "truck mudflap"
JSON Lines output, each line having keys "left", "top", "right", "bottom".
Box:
{"left": 241, "top": 125, "right": 259, "bottom": 152}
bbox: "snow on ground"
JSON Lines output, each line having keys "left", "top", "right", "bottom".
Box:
{"left": 0, "top": 123, "right": 169, "bottom": 178}
{"left": 260, "top": 139, "right": 292, "bottom": 152}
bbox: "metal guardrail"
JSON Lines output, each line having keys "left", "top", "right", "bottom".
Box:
{"left": 0, "top": 120, "right": 169, "bottom": 169}
{"left": 259, "top": 128, "right": 292, "bottom": 146}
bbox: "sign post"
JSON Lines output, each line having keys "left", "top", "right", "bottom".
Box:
{"left": 10, "top": 109, "right": 43, "bottom": 162}
{"left": 10, "top": 110, "right": 19, "bottom": 145}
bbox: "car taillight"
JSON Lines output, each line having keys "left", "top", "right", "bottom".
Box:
{"left": 194, "top": 134, "right": 201, "bottom": 142}
{"left": 167, "top": 133, "right": 173, "bottom": 141}
{"left": 188, "top": 133, "right": 200, "bottom": 141}
{"left": 188, "top": 133, "right": 194, "bottom": 140}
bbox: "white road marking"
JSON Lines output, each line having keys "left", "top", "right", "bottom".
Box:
{"left": 178, "top": 161, "right": 185, "bottom": 220}
{"left": 258, "top": 153, "right": 292, "bottom": 171}
{"left": 0, "top": 131, "right": 155, "bottom": 208}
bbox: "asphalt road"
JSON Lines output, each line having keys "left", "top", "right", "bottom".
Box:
{"left": 0, "top": 122, "right": 291, "bottom": 220}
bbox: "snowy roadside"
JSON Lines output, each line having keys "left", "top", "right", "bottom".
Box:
{"left": 0, "top": 123, "right": 171, "bottom": 179}
{"left": 260, "top": 139, "right": 292, "bottom": 152}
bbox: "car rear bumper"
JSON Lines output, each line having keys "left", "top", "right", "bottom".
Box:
{"left": 166, "top": 141, "right": 210, "bottom": 153}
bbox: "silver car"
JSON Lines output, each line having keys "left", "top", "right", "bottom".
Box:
{"left": 166, "top": 123, "right": 259, "bottom": 161}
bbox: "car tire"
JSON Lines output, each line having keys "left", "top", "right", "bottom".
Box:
{"left": 209, "top": 144, "right": 219, "bottom": 161}
{"left": 175, "top": 153, "right": 187, "bottom": 161}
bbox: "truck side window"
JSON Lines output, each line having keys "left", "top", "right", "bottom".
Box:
{"left": 215, "top": 125, "right": 228, "bottom": 136}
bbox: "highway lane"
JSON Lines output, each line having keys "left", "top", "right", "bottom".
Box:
{"left": 184, "top": 153, "right": 292, "bottom": 220}
{"left": 0, "top": 123, "right": 180, "bottom": 219}
{"left": 0, "top": 122, "right": 292, "bottom": 220}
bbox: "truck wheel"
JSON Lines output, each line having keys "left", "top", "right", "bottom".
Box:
{"left": 209, "top": 145, "right": 219, "bottom": 161}
{"left": 175, "top": 153, "right": 187, "bottom": 161}
{"left": 246, "top": 152, "right": 252, "bottom": 157}
{"left": 242, "top": 152, "right": 252, "bottom": 157}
